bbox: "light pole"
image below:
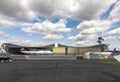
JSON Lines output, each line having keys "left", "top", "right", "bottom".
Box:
{"left": 97, "top": 37, "right": 104, "bottom": 52}
{"left": 97, "top": 37, "right": 104, "bottom": 45}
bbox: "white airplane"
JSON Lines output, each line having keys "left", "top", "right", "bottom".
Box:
{"left": 111, "top": 48, "right": 120, "bottom": 62}
{"left": 21, "top": 50, "right": 53, "bottom": 54}
{"left": 21, "top": 48, "right": 52, "bottom": 55}
{"left": 112, "top": 51, "right": 120, "bottom": 62}
{"left": 113, "top": 55, "right": 120, "bottom": 62}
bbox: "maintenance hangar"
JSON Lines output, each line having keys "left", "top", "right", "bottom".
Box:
{"left": 1, "top": 43, "right": 108, "bottom": 56}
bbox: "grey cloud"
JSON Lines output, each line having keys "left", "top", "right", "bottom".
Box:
{"left": 0, "top": 0, "right": 116, "bottom": 21}
{"left": 0, "top": 0, "right": 35, "bottom": 20}
{"left": 29, "top": 0, "right": 55, "bottom": 17}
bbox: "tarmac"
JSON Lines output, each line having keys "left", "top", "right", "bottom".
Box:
{"left": 0, "top": 60, "right": 120, "bottom": 82}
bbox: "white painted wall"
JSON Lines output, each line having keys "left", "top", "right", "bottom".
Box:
{"left": 55, "top": 43, "right": 58, "bottom": 47}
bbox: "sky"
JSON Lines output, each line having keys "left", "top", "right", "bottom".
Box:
{"left": 0, "top": 0, "right": 120, "bottom": 49}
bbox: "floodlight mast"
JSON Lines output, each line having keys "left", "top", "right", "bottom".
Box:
{"left": 97, "top": 37, "right": 105, "bottom": 52}
{"left": 97, "top": 37, "right": 104, "bottom": 45}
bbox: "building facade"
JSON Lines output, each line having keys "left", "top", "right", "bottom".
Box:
{"left": 1, "top": 43, "right": 109, "bottom": 56}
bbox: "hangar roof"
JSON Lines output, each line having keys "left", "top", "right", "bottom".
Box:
{"left": 2, "top": 43, "right": 108, "bottom": 49}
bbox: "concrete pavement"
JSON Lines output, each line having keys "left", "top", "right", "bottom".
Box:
{"left": 0, "top": 60, "right": 120, "bottom": 82}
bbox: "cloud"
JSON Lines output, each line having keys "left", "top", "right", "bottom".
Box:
{"left": 68, "top": 19, "right": 112, "bottom": 43}
{"left": 21, "top": 19, "right": 71, "bottom": 34}
{"left": 0, "top": 15, "right": 33, "bottom": 28}
{"left": 68, "top": 33, "right": 97, "bottom": 41}
{"left": 21, "top": 19, "right": 71, "bottom": 40}
{"left": 0, "top": 0, "right": 36, "bottom": 21}
{"left": 0, "top": 0, "right": 118, "bottom": 48}
{"left": 27, "top": 0, "right": 117, "bottom": 20}
{"left": 105, "top": 27, "right": 120, "bottom": 43}
{"left": 104, "top": 36, "right": 115, "bottom": 41}
{"left": 0, "top": 17, "right": 16, "bottom": 27}
{"left": 103, "top": 27, "right": 120, "bottom": 49}
{"left": 43, "top": 34, "right": 63, "bottom": 40}
{"left": 75, "top": 41, "right": 94, "bottom": 47}
{"left": 70, "top": 0, "right": 116, "bottom": 20}
{"left": 0, "top": 0, "right": 116, "bottom": 21}
{"left": 8, "top": 37, "right": 44, "bottom": 46}
{"left": 0, "top": 31, "right": 8, "bottom": 38}
{"left": 108, "top": 0, "right": 120, "bottom": 22}
{"left": 105, "top": 28, "right": 120, "bottom": 36}
{"left": 77, "top": 20, "right": 112, "bottom": 34}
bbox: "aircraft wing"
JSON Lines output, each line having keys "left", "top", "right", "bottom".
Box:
{"left": 113, "top": 55, "right": 120, "bottom": 62}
